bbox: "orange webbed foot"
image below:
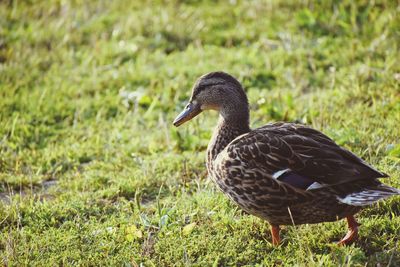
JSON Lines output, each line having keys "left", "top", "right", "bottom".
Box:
{"left": 271, "top": 225, "right": 280, "bottom": 246}
{"left": 338, "top": 215, "right": 359, "bottom": 246}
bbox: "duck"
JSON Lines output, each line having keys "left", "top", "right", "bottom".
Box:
{"left": 173, "top": 71, "right": 400, "bottom": 246}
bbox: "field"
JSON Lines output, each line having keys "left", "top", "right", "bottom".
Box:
{"left": 1, "top": 0, "right": 400, "bottom": 266}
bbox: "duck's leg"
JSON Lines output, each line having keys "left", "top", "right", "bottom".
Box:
{"left": 270, "top": 225, "right": 280, "bottom": 246}
{"left": 338, "top": 215, "right": 359, "bottom": 245}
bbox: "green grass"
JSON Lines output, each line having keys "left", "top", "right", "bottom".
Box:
{"left": 1, "top": 0, "right": 400, "bottom": 265}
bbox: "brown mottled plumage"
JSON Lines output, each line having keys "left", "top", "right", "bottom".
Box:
{"left": 173, "top": 71, "right": 400, "bottom": 245}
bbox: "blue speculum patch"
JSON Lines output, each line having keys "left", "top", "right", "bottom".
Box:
{"left": 277, "top": 171, "right": 314, "bottom": 190}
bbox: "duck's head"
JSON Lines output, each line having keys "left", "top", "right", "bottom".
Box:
{"left": 173, "top": 71, "right": 249, "bottom": 127}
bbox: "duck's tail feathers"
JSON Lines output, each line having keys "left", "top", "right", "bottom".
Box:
{"left": 337, "top": 185, "right": 400, "bottom": 206}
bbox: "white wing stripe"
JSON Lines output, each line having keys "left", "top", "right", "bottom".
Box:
{"left": 306, "top": 182, "right": 324, "bottom": 190}
{"left": 272, "top": 169, "right": 290, "bottom": 179}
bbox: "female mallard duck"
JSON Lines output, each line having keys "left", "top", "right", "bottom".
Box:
{"left": 173, "top": 71, "right": 400, "bottom": 246}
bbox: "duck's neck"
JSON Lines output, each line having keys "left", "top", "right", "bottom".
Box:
{"left": 207, "top": 115, "right": 250, "bottom": 164}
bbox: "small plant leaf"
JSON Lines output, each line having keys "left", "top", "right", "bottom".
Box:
{"left": 182, "top": 222, "right": 196, "bottom": 236}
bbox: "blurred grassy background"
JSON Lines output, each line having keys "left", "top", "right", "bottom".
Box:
{"left": 1, "top": 0, "right": 399, "bottom": 265}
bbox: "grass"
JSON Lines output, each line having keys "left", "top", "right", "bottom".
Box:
{"left": 1, "top": 0, "right": 400, "bottom": 265}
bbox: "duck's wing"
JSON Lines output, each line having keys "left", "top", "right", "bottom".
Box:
{"left": 225, "top": 122, "right": 388, "bottom": 190}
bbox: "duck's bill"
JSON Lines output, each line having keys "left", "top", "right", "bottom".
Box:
{"left": 173, "top": 103, "right": 201, "bottom": 127}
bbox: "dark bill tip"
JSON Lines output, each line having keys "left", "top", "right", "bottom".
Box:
{"left": 173, "top": 103, "right": 201, "bottom": 127}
